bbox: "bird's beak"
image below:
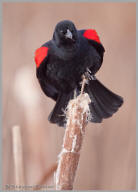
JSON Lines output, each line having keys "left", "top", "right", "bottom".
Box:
{"left": 65, "top": 29, "right": 73, "bottom": 39}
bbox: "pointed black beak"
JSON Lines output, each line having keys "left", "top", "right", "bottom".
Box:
{"left": 65, "top": 29, "right": 73, "bottom": 39}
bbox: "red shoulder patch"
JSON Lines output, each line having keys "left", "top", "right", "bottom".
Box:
{"left": 35, "top": 46, "right": 49, "bottom": 68}
{"left": 83, "top": 29, "right": 101, "bottom": 43}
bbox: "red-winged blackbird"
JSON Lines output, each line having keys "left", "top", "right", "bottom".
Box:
{"left": 34, "top": 20, "right": 123, "bottom": 127}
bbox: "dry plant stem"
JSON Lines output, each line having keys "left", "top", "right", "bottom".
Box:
{"left": 34, "top": 163, "right": 57, "bottom": 190}
{"left": 80, "top": 75, "right": 87, "bottom": 95}
{"left": 12, "top": 125, "right": 25, "bottom": 188}
{"left": 56, "top": 77, "right": 90, "bottom": 190}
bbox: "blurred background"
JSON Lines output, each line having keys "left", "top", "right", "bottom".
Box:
{"left": 2, "top": 2, "right": 136, "bottom": 190}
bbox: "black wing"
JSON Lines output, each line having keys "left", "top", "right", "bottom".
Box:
{"left": 78, "top": 29, "right": 105, "bottom": 74}
{"left": 35, "top": 44, "right": 59, "bottom": 101}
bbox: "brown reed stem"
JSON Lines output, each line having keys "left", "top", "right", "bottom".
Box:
{"left": 56, "top": 77, "right": 91, "bottom": 190}
{"left": 12, "top": 125, "right": 25, "bottom": 189}
{"left": 34, "top": 163, "right": 57, "bottom": 190}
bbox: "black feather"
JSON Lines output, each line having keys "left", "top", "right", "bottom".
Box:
{"left": 48, "top": 88, "right": 80, "bottom": 127}
{"left": 85, "top": 78, "right": 123, "bottom": 123}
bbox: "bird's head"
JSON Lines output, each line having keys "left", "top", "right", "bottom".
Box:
{"left": 53, "top": 20, "right": 78, "bottom": 48}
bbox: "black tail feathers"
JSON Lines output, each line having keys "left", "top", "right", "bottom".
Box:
{"left": 85, "top": 78, "right": 123, "bottom": 123}
{"left": 48, "top": 78, "right": 123, "bottom": 127}
{"left": 48, "top": 89, "right": 79, "bottom": 127}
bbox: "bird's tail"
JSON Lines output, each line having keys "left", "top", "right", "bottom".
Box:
{"left": 48, "top": 78, "right": 123, "bottom": 127}
{"left": 48, "top": 89, "right": 79, "bottom": 127}
{"left": 84, "top": 78, "right": 123, "bottom": 123}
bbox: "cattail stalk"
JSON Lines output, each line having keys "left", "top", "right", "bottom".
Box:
{"left": 56, "top": 77, "right": 91, "bottom": 190}
{"left": 12, "top": 125, "right": 25, "bottom": 189}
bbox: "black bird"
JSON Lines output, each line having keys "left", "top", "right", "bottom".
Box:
{"left": 34, "top": 20, "right": 123, "bottom": 127}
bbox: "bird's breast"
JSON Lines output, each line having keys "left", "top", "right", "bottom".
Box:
{"left": 46, "top": 42, "right": 94, "bottom": 92}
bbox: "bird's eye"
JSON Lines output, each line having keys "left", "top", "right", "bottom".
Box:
{"left": 60, "top": 30, "right": 66, "bottom": 34}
